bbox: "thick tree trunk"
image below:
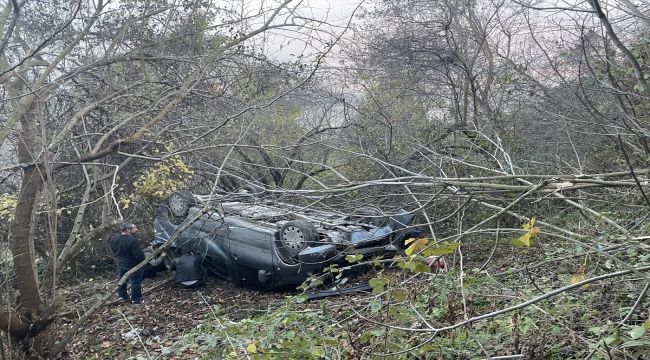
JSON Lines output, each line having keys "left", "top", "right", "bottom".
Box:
{"left": 11, "top": 165, "right": 45, "bottom": 315}
{"left": 0, "top": 108, "right": 59, "bottom": 343}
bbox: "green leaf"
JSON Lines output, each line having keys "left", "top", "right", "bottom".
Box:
{"left": 589, "top": 327, "right": 601, "bottom": 335}
{"left": 393, "top": 290, "right": 408, "bottom": 302}
{"left": 414, "top": 262, "right": 431, "bottom": 273}
{"left": 360, "top": 332, "right": 372, "bottom": 344}
{"left": 423, "top": 242, "right": 459, "bottom": 256}
{"left": 369, "top": 277, "right": 389, "bottom": 293}
{"left": 621, "top": 339, "right": 650, "bottom": 348}
{"left": 629, "top": 326, "right": 646, "bottom": 339}
{"left": 370, "top": 302, "right": 382, "bottom": 313}
{"left": 601, "top": 335, "right": 619, "bottom": 346}
{"left": 510, "top": 238, "right": 527, "bottom": 247}
{"left": 405, "top": 261, "right": 416, "bottom": 271}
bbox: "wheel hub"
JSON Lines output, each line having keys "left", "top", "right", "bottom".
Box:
{"left": 169, "top": 194, "right": 184, "bottom": 213}
{"left": 282, "top": 226, "right": 306, "bottom": 250}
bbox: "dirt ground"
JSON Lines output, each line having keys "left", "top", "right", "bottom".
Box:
{"left": 56, "top": 271, "right": 297, "bottom": 359}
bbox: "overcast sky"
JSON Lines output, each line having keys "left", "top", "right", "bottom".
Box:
{"left": 261, "top": 0, "right": 365, "bottom": 61}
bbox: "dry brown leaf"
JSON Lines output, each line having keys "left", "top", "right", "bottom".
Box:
{"left": 571, "top": 265, "right": 590, "bottom": 288}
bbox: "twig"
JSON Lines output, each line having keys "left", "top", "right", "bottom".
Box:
{"left": 465, "top": 179, "right": 550, "bottom": 233}
{"left": 525, "top": 266, "right": 543, "bottom": 294}
{"left": 617, "top": 134, "right": 650, "bottom": 208}
{"left": 117, "top": 310, "right": 151, "bottom": 359}
{"left": 53, "top": 145, "right": 240, "bottom": 356}
{"left": 620, "top": 282, "right": 650, "bottom": 325}
{"left": 603, "top": 341, "right": 613, "bottom": 360}
{"left": 458, "top": 242, "right": 478, "bottom": 359}
{"left": 492, "top": 243, "right": 627, "bottom": 277}
{"left": 479, "top": 217, "right": 501, "bottom": 271}
{"left": 198, "top": 292, "right": 243, "bottom": 359}
{"left": 340, "top": 265, "right": 650, "bottom": 335}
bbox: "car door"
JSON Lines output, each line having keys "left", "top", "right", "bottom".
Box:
{"left": 184, "top": 209, "right": 232, "bottom": 280}
{"left": 223, "top": 216, "right": 276, "bottom": 288}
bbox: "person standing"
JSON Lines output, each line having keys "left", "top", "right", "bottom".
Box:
{"left": 170, "top": 249, "right": 207, "bottom": 289}
{"left": 110, "top": 222, "right": 146, "bottom": 304}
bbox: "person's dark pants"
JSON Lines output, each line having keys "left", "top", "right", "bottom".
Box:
{"left": 117, "top": 265, "right": 144, "bottom": 302}
{"left": 143, "top": 262, "right": 167, "bottom": 278}
{"left": 175, "top": 279, "right": 206, "bottom": 289}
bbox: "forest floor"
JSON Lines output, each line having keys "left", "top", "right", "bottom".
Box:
{"left": 52, "top": 233, "right": 650, "bottom": 359}
{"left": 56, "top": 271, "right": 297, "bottom": 359}
{"left": 55, "top": 267, "right": 379, "bottom": 360}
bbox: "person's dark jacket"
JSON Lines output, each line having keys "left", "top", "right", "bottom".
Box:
{"left": 110, "top": 234, "right": 146, "bottom": 268}
{"left": 170, "top": 254, "right": 206, "bottom": 283}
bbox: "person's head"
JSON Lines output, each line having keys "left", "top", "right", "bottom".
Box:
{"left": 120, "top": 222, "right": 137, "bottom": 234}
{"left": 152, "top": 243, "right": 163, "bottom": 250}
{"left": 182, "top": 248, "right": 193, "bottom": 256}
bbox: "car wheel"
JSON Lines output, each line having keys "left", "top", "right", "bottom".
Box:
{"left": 279, "top": 221, "right": 318, "bottom": 259}
{"left": 168, "top": 190, "right": 196, "bottom": 217}
{"left": 351, "top": 206, "right": 386, "bottom": 227}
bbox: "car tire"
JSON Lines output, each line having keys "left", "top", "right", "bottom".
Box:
{"left": 278, "top": 221, "right": 318, "bottom": 259}
{"left": 351, "top": 206, "right": 386, "bottom": 227}
{"left": 168, "top": 190, "right": 196, "bottom": 217}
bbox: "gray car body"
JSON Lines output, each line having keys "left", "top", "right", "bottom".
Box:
{"left": 153, "top": 194, "right": 422, "bottom": 290}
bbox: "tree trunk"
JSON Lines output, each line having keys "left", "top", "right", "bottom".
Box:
{"left": 11, "top": 165, "right": 44, "bottom": 317}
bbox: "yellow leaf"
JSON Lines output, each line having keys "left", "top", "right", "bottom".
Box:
{"left": 405, "top": 238, "right": 429, "bottom": 256}
{"left": 571, "top": 266, "right": 590, "bottom": 288}
{"left": 512, "top": 219, "right": 539, "bottom": 247}
{"left": 246, "top": 343, "right": 257, "bottom": 353}
{"left": 523, "top": 218, "right": 536, "bottom": 230}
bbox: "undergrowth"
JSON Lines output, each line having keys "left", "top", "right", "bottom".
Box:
{"left": 144, "top": 207, "right": 650, "bottom": 360}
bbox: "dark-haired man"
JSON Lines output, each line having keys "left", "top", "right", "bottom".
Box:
{"left": 110, "top": 222, "right": 146, "bottom": 304}
{"left": 170, "top": 249, "right": 207, "bottom": 289}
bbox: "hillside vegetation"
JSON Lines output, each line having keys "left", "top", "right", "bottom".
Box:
{"left": 0, "top": 0, "right": 648, "bottom": 358}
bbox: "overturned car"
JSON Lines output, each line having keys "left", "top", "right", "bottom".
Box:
{"left": 153, "top": 186, "right": 422, "bottom": 290}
